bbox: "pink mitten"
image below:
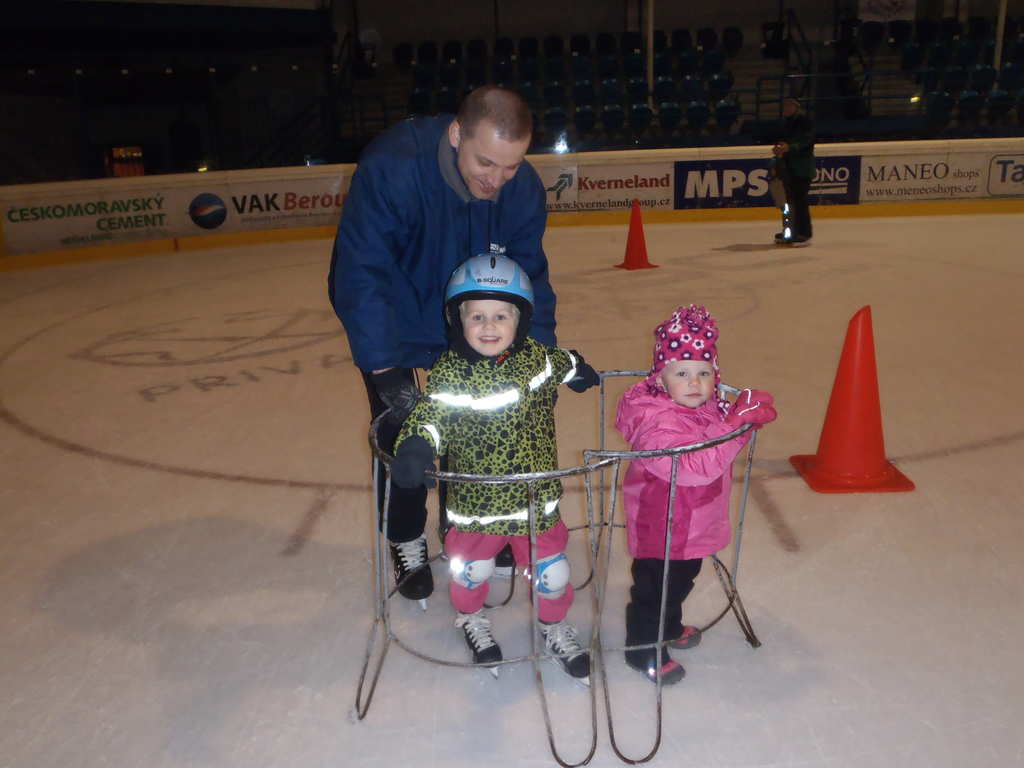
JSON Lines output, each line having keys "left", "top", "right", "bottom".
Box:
{"left": 726, "top": 389, "right": 777, "bottom": 429}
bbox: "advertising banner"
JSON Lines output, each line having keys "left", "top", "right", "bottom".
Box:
{"left": 2, "top": 172, "right": 349, "bottom": 256}
{"left": 673, "top": 156, "right": 859, "bottom": 208}
{"left": 859, "top": 153, "right": 988, "bottom": 202}
{"left": 542, "top": 162, "right": 674, "bottom": 211}
{"left": 987, "top": 154, "right": 1024, "bottom": 196}
{"left": 539, "top": 164, "right": 579, "bottom": 212}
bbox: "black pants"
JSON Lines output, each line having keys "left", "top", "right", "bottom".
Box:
{"left": 782, "top": 174, "right": 812, "bottom": 238}
{"left": 362, "top": 368, "right": 428, "bottom": 544}
{"left": 626, "top": 557, "right": 703, "bottom": 646}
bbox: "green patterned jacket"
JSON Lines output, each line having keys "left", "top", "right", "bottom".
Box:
{"left": 396, "top": 338, "right": 579, "bottom": 536}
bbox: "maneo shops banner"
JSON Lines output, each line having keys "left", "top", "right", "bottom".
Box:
{"left": 2, "top": 173, "right": 349, "bottom": 256}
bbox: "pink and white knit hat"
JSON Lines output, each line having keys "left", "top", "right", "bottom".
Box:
{"left": 647, "top": 305, "right": 728, "bottom": 412}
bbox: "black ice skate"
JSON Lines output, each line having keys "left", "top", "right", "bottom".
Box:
{"left": 455, "top": 610, "right": 503, "bottom": 677}
{"left": 540, "top": 620, "right": 592, "bottom": 686}
{"left": 389, "top": 535, "right": 433, "bottom": 610}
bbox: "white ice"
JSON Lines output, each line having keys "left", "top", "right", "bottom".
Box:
{"left": 1, "top": 213, "right": 1023, "bottom": 768}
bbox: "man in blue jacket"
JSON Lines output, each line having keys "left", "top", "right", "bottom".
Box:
{"left": 328, "top": 86, "right": 557, "bottom": 604}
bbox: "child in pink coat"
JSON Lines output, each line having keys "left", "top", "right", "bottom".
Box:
{"left": 615, "top": 305, "right": 777, "bottom": 684}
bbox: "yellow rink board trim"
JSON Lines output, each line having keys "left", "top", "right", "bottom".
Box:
{"left": 1, "top": 200, "right": 1022, "bottom": 272}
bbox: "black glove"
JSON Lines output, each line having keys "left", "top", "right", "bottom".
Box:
{"left": 566, "top": 351, "right": 601, "bottom": 393}
{"left": 391, "top": 435, "right": 437, "bottom": 489}
{"left": 371, "top": 368, "right": 420, "bottom": 423}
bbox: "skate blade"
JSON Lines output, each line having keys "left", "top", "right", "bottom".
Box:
{"left": 418, "top": 598, "right": 428, "bottom": 611}
{"left": 488, "top": 666, "right": 500, "bottom": 679}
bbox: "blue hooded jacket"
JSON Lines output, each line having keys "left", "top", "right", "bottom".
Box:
{"left": 328, "top": 115, "right": 556, "bottom": 372}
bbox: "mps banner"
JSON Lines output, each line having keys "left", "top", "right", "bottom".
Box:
{"left": 2, "top": 172, "right": 350, "bottom": 256}
{"left": 673, "top": 156, "right": 860, "bottom": 208}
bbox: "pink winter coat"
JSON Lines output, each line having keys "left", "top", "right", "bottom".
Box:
{"left": 615, "top": 381, "right": 751, "bottom": 560}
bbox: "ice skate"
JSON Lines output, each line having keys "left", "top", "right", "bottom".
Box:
{"left": 455, "top": 610, "right": 502, "bottom": 677}
{"left": 390, "top": 534, "right": 433, "bottom": 610}
{"left": 540, "top": 620, "right": 592, "bottom": 686}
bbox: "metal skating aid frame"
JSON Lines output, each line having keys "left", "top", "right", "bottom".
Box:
{"left": 585, "top": 371, "right": 761, "bottom": 765}
{"left": 354, "top": 371, "right": 762, "bottom": 766}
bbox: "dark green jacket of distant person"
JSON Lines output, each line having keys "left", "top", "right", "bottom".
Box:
{"left": 779, "top": 110, "right": 816, "bottom": 180}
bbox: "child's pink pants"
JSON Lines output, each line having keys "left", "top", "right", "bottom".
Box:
{"left": 444, "top": 520, "right": 574, "bottom": 623}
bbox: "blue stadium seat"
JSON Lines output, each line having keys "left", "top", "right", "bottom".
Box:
{"left": 658, "top": 100, "right": 682, "bottom": 134}
{"left": 916, "top": 67, "right": 941, "bottom": 92}
{"left": 544, "top": 81, "right": 567, "bottom": 108}
{"left": 942, "top": 65, "right": 969, "bottom": 94}
{"left": 601, "top": 103, "right": 625, "bottom": 133}
{"left": 901, "top": 42, "right": 924, "bottom": 71}
{"left": 985, "top": 88, "right": 1013, "bottom": 122}
{"left": 939, "top": 17, "right": 963, "bottom": 43}
{"left": 572, "top": 79, "right": 597, "bottom": 106}
{"left": 653, "top": 75, "right": 676, "bottom": 102}
{"left": 518, "top": 56, "right": 540, "bottom": 82}
{"left": 544, "top": 55, "right": 566, "bottom": 81}
{"left": 679, "top": 74, "right": 705, "bottom": 103}
{"left": 623, "top": 51, "right": 645, "bottom": 79}
{"left": 677, "top": 48, "right": 699, "bottom": 77}
{"left": 574, "top": 104, "right": 597, "bottom": 135}
{"left": 686, "top": 100, "right": 710, "bottom": 132}
{"left": 629, "top": 102, "right": 654, "bottom": 135}
{"left": 543, "top": 106, "right": 568, "bottom": 136}
{"left": 701, "top": 47, "right": 726, "bottom": 76}
{"left": 654, "top": 30, "right": 668, "bottom": 53}
{"left": 967, "top": 16, "right": 991, "bottom": 42}
{"left": 926, "top": 41, "right": 951, "bottom": 69}
{"left": 601, "top": 77, "right": 624, "bottom": 103}
{"left": 957, "top": 89, "right": 982, "bottom": 123}
{"left": 970, "top": 64, "right": 997, "bottom": 93}
{"left": 571, "top": 52, "right": 595, "bottom": 81}
{"left": 998, "top": 62, "right": 1024, "bottom": 92}
{"left": 597, "top": 53, "right": 620, "bottom": 79}
{"left": 707, "top": 70, "right": 734, "bottom": 102}
{"left": 417, "top": 41, "right": 439, "bottom": 65}
{"left": 408, "top": 87, "right": 432, "bottom": 115}
{"left": 914, "top": 18, "right": 938, "bottom": 47}
{"left": 714, "top": 98, "right": 740, "bottom": 132}
{"left": 925, "top": 90, "right": 954, "bottom": 128}
{"left": 494, "top": 37, "right": 515, "bottom": 61}
{"left": 626, "top": 77, "right": 648, "bottom": 101}
{"left": 436, "top": 85, "right": 459, "bottom": 114}
{"left": 953, "top": 38, "right": 979, "bottom": 68}
{"left": 654, "top": 49, "right": 674, "bottom": 78}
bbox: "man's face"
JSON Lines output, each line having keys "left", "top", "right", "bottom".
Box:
{"left": 448, "top": 118, "right": 530, "bottom": 200}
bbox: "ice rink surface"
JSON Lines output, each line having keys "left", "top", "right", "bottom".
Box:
{"left": 2, "top": 213, "right": 1023, "bottom": 767}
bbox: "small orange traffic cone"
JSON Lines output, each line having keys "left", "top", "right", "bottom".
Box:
{"left": 790, "top": 306, "right": 914, "bottom": 493}
{"left": 615, "top": 199, "right": 658, "bottom": 270}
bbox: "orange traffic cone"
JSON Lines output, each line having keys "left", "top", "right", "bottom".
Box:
{"left": 615, "top": 199, "right": 658, "bottom": 270}
{"left": 790, "top": 306, "right": 914, "bottom": 493}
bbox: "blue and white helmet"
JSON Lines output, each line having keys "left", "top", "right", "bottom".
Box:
{"left": 444, "top": 253, "right": 535, "bottom": 347}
